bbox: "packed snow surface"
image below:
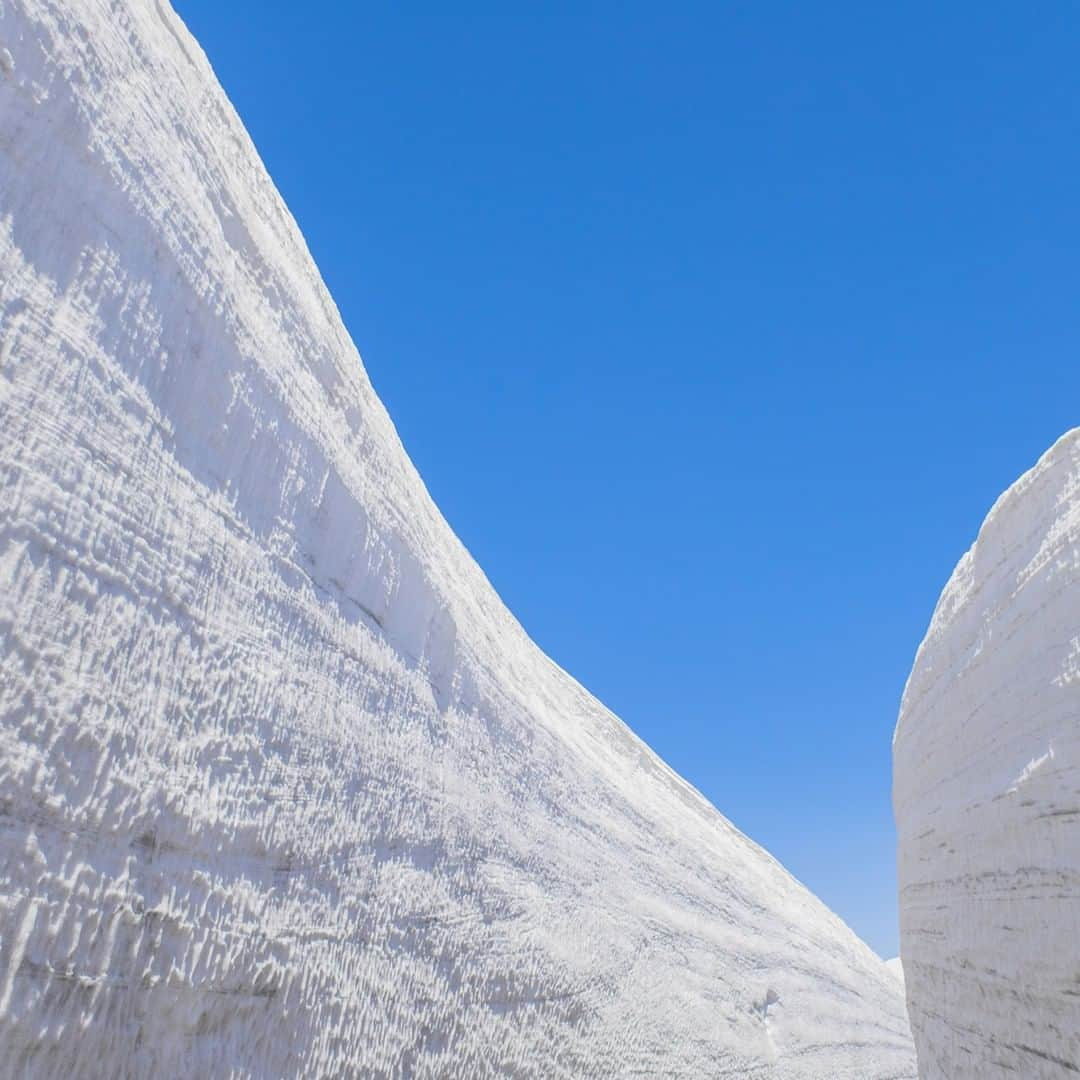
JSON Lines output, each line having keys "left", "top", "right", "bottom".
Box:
{"left": 0, "top": 1, "right": 915, "bottom": 1076}
{"left": 895, "top": 430, "right": 1080, "bottom": 1079}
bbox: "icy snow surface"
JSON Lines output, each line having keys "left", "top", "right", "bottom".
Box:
{"left": 895, "top": 430, "right": 1080, "bottom": 1079}
{"left": 0, "top": 1, "right": 915, "bottom": 1076}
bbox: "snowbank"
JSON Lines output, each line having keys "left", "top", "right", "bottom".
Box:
{"left": 0, "top": 2, "right": 914, "bottom": 1075}
{"left": 895, "top": 431, "right": 1080, "bottom": 1078}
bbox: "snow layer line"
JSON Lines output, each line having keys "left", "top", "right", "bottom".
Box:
{"left": 0, "top": 1, "right": 915, "bottom": 1076}
{"left": 895, "top": 430, "right": 1080, "bottom": 1079}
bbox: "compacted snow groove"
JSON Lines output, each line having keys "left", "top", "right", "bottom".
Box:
{"left": 0, "top": 1, "right": 915, "bottom": 1076}
{"left": 895, "top": 430, "right": 1080, "bottom": 1079}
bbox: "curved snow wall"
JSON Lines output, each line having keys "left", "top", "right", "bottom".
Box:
{"left": 895, "top": 430, "right": 1080, "bottom": 1078}
{"left": 0, "top": 2, "right": 914, "bottom": 1076}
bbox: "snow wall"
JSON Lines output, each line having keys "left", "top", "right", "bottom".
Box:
{"left": 895, "top": 430, "right": 1080, "bottom": 1079}
{"left": 0, "top": 2, "right": 915, "bottom": 1076}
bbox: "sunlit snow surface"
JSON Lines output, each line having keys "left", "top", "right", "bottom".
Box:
{"left": 0, "top": 2, "right": 915, "bottom": 1075}
{"left": 895, "top": 430, "right": 1080, "bottom": 1079}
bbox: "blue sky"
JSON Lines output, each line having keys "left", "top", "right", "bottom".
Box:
{"left": 174, "top": 1, "right": 1080, "bottom": 958}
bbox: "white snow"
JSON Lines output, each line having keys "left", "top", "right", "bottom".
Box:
{"left": 895, "top": 429, "right": 1080, "bottom": 1079}
{"left": 0, "top": 1, "right": 915, "bottom": 1076}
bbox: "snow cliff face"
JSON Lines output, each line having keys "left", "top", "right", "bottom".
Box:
{"left": 0, "top": 2, "right": 915, "bottom": 1076}
{"left": 895, "top": 431, "right": 1080, "bottom": 1079}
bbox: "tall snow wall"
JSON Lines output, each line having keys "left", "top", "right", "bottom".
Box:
{"left": 0, "top": 2, "right": 915, "bottom": 1076}
{"left": 895, "top": 430, "right": 1080, "bottom": 1079}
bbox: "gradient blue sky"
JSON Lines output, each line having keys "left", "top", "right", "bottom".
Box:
{"left": 174, "top": 1, "right": 1080, "bottom": 958}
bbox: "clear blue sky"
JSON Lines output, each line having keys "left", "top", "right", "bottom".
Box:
{"left": 174, "top": 1, "right": 1080, "bottom": 959}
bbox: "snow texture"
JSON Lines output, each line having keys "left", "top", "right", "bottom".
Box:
{"left": 895, "top": 430, "right": 1080, "bottom": 1079}
{"left": 0, "top": 2, "right": 915, "bottom": 1076}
